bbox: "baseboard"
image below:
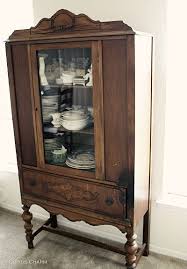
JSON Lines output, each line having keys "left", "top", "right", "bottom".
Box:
{"left": 0, "top": 203, "right": 22, "bottom": 215}
{"left": 150, "top": 244, "right": 187, "bottom": 261}
{"left": 6, "top": 163, "right": 18, "bottom": 173}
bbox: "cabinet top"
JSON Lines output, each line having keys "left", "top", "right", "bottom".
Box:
{"left": 7, "top": 9, "right": 139, "bottom": 42}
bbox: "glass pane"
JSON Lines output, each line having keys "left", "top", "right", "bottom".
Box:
{"left": 37, "top": 47, "right": 95, "bottom": 172}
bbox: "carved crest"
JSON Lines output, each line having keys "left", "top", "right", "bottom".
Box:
{"left": 30, "top": 9, "right": 101, "bottom": 34}
{"left": 8, "top": 9, "right": 133, "bottom": 41}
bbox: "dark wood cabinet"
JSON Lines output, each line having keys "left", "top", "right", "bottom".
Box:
{"left": 6, "top": 9, "right": 152, "bottom": 268}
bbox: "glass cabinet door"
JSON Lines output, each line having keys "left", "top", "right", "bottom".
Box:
{"left": 36, "top": 47, "right": 95, "bottom": 172}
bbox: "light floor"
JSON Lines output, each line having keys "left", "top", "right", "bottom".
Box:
{"left": 0, "top": 208, "right": 186, "bottom": 269}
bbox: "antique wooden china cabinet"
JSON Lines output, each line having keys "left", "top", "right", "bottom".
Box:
{"left": 6, "top": 9, "right": 152, "bottom": 269}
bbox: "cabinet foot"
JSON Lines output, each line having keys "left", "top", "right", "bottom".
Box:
{"left": 125, "top": 232, "right": 138, "bottom": 269}
{"left": 22, "top": 205, "right": 34, "bottom": 249}
{"left": 50, "top": 214, "right": 58, "bottom": 228}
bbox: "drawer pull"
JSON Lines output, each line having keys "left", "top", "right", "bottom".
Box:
{"left": 105, "top": 197, "right": 114, "bottom": 206}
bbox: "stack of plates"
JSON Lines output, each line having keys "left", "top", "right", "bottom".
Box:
{"left": 44, "top": 137, "right": 62, "bottom": 163}
{"left": 73, "top": 76, "right": 85, "bottom": 86}
{"left": 66, "top": 150, "right": 95, "bottom": 170}
{"left": 41, "top": 95, "right": 60, "bottom": 123}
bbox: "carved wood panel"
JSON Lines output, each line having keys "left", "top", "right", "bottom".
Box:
{"left": 48, "top": 182, "right": 99, "bottom": 202}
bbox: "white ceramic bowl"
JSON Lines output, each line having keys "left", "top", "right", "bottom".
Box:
{"left": 61, "top": 118, "right": 88, "bottom": 130}
{"left": 62, "top": 110, "right": 88, "bottom": 121}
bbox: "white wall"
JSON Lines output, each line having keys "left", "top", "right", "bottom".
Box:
{"left": 163, "top": 0, "right": 187, "bottom": 198}
{"left": 1, "top": 0, "right": 187, "bottom": 261}
{"left": 0, "top": 0, "right": 34, "bottom": 222}
{"left": 0, "top": 0, "right": 34, "bottom": 219}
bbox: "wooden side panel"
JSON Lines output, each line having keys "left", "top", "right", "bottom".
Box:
{"left": 126, "top": 35, "right": 135, "bottom": 222}
{"left": 134, "top": 35, "right": 152, "bottom": 226}
{"left": 103, "top": 39, "right": 128, "bottom": 183}
{"left": 11, "top": 45, "right": 37, "bottom": 166}
{"left": 92, "top": 41, "right": 105, "bottom": 180}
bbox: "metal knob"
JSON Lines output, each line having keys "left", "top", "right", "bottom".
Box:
{"left": 105, "top": 197, "right": 114, "bottom": 206}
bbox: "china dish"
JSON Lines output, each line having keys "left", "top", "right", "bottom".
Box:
{"left": 66, "top": 150, "right": 95, "bottom": 170}
{"left": 61, "top": 118, "right": 89, "bottom": 131}
{"left": 61, "top": 110, "right": 88, "bottom": 120}
{"left": 65, "top": 160, "right": 95, "bottom": 169}
{"left": 73, "top": 76, "right": 85, "bottom": 86}
{"left": 42, "top": 94, "right": 60, "bottom": 123}
{"left": 61, "top": 109, "right": 90, "bottom": 131}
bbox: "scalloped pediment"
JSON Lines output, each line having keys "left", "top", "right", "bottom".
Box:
{"left": 31, "top": 9, "right": 101, "bottom": 34}
{"left": 8, "top": 9, "right": 133, "bottom": 41}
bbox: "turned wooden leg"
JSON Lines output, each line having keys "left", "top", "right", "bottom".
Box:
{"left": 143, "top": 210, "right": 150, "bottom": 256}
{"left": 22, "top": 205, "right": 34, "bottom": 249}
{"left": 125, "top": 231, "right": 138, "bottom": 269}
{"left": 50, "top": 213, "right": 58, "bottom": 228}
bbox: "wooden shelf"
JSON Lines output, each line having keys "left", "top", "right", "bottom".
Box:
{"left": 58, "top": 125, "right": 94, "bottom": 135}
{"left": 71, "top": 85, "right": 93, "bottom": 89}
{"left": 46, "top": 162, "right": 95, "bottom": 172}
{"left": 41, "top": 84, "right": 92, "bottom": 89}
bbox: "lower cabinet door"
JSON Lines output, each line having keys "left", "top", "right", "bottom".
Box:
{"left": 22, "top": 169, "right": 126, "bottom": 219}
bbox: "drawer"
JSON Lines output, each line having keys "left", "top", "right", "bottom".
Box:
{"left": 22, "top": 170, "right": 126, "bottom": 219}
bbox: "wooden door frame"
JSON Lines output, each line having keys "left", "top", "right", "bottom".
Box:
{"left": 30, "top": 41, "right": 105, "bottom": 180}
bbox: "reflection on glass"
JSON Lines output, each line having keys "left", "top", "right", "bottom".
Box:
{"left": 37, "top": 48, "right": 95, "bottom": 171}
